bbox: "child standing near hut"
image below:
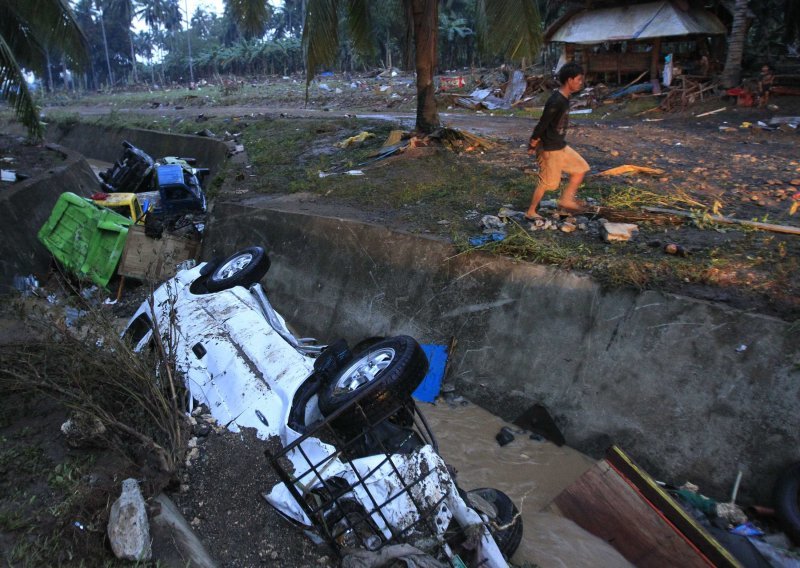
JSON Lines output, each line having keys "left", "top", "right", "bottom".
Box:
{"left": 758, "top": 64, "right": 775, "bottom": 108}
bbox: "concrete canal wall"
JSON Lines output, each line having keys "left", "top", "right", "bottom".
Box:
{"left": 47, "top": 123, "right": 229, "bottom": 176}
{"left": 0, "top": 144, "right": 97, "bottom": 292}
{"left": 0, "top": 125, "right": 228, "bottom": 292}
{"left": 203, "top": 202, "right": 800, "bottom": 505}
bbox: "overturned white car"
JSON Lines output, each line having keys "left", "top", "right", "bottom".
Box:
{"left": 124, "top": 246, "right": 521, "bottom": 566}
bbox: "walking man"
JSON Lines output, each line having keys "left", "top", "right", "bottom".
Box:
{"left": 526, "top": 62, "right": 590, "bottom": 220}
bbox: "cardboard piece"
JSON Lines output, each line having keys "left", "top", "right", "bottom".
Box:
{"left": 118, "top": 225, "right": 199, "bottom": 282}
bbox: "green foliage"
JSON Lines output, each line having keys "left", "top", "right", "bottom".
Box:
{"left": 226, "top": 0, "right": 272, "bottom": 39}
{"left": 1, "top": 0, "right": 88, "bottom": 138}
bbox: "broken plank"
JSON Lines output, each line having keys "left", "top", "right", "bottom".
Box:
{"left": 643, "top": 207, "right": 800, "bottom": 235}
{"left": 605, "top": 447, "right": 741, "bottom": 568}
{"left": 549, "top": 446, "right": 741, "bottom": 568}
{"left": 695, "top": 106, "right": 727, "bottom": 118}
{"left": 550, "top": 459, "right": 714, "bottom": 567}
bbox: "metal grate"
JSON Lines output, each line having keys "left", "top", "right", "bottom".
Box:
{"left": 265, "top": 380, "right": 475, "bottom": 565}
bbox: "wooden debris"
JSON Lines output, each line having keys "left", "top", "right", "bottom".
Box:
{"left": 644, "top": 206, "right": 800, "bottom": 235}
{"left": 695, "top": 106, "right": 727, "bottom": 118}
{"left": 549, "top": 446, "right": 741, "bottom": 568}
{"left": 382, "top": 130, "right": 406, "bottom": 147}
{"left": 660, "top": 76, "right": 717, "bottom": 112}
{"left": 597, "top": 165, "right": 666, "bottom": 177}
{"left": 434, "top": 128, "right": 496, "bottom": 151}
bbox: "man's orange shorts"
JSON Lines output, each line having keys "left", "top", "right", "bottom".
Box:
{"left": 536, "top": 145, "right": 590, "bottom": 191}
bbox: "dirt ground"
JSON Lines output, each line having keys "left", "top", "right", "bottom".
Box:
{"left": 0, "top": 287, "right": 339, "bottom": 567}
{"left": 43, "top": 83, "right": 800, "bottom": 319}
{"left": 0, "top": 132, "right": 66, "bottom": 181}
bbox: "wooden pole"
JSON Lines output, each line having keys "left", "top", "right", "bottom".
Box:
{"left": 643, "top": 207, "right": 800, "bottom": 235}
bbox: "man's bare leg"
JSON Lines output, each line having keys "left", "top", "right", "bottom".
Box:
{"left": 559, "top": 171, "right": 586, "bottom": 210}
{"left": 525, "top": 183, "right": 548, "bottom": 219}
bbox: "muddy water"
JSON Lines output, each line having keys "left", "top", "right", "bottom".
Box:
{"left": 420, "top": 401, "right": 633, "bottom": 568}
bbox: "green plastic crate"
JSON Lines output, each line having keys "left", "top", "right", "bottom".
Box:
{"left": 38, "top": 192, "right": 133, "bottom": 287}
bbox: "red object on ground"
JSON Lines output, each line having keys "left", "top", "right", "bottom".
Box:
{"left": 725, "top": 88, "right": 754, "bottom": 107}
{"left": 91, "top": 192, "right": 109, "bottom": 200}
{"left": 439, "top": 76, "right": 465, "bottom": 91}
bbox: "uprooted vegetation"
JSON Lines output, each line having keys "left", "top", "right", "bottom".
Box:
{"left": 0, "top": 288, "right": 189, "bottom": 565}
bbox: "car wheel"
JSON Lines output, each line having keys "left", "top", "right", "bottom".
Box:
{"left": 774, "top": 462, "right": 800, "bottom": 545}
{"left": 466, "top": 488, "right": 523, "bottom": 559}
{"left": 318, "top": 335, "right": 428, "bottom": 428}
{"left": 206, "top": 247, "right": 270, "bottom": 292}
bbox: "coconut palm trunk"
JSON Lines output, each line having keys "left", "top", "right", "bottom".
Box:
{"left": 721, "top": 0, "right": 749, "bottom": 89}
{"left": 410, "top": 0, "right": 439, "bottom": 133}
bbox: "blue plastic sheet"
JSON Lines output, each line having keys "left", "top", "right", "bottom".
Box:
{"left": 413, "top": 344, "right": 448, "bottom": 403}
{"left": 610, "top": 82, "right": 654, "bottom": 99}
{"left": 468, "top": 232, "right": 505, "bottom": 247}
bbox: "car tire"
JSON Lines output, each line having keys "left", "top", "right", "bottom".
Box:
{"left": 318, "top": 335, "right": 428, "bottom": 428}
{"left": 466, "top": 488, "right": 523, "bottom": 559}
{"left": 206, "top": 247, "right": 270, "bottom": 292}
{"left": 774, "top": 462, "right": 800, "bottom": 545}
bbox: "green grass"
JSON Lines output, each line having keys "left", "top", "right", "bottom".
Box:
{"left": 0, "top": 438, "right": 50, "bottom": 479}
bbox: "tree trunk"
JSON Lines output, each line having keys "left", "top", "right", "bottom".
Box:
{"left": 128, "top": 28, "right": 138, "bottom": 84}
{"left": 720, "top": 0, "right": 749, "bottom": 89}
{"left": 99, "top": 9, "right": 114, "bottom": 87}
{"left": 410, "top": 0, "right": 439, "bottom": 133}
{"left": 45, "top": 51, "right": 54, "bottom": 93}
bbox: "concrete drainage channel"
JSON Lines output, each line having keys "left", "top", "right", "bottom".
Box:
{"left": 5, "top": 123, "right": 800, "bottom": 563}
{"left": 202, "top": 201, "right": 799, "bottom": 505}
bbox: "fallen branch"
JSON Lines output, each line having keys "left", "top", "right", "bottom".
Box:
{"left": 644, "top": 207, "right": 800, "bottom": 235}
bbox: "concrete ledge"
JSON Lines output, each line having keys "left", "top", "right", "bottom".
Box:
{"left": 203, "top": 202, "right": 799, "bottom": 504}
{"left": 47, "top": 123, "right": 229, "bottom": 176}
{"left": 0, "top": 144, "right": 98, "bottom": 292}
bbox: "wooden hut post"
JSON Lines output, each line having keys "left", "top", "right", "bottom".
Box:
{"left": 650, "top": 38, "right": 662, "bottom": 81}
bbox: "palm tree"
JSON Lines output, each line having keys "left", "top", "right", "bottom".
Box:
{"left": 721, "top": 0, "right": 750, "bottom": 89}
{"left": 0, "top": 0, "right": 88, "bottom": 138}
{"left": 136, "top": 0, "right": 182, "bottom": 32}
{"left": 225, "top": 0, "right": 273, "bottom": 39}
{"left": 191, "top": 7, "right": 214, "bottom": 39}
{"left": 302, "top": 0, "right": 542, "bottom": 133}
{"left": 439, "top": 10, "right": 473, "bottom": 71}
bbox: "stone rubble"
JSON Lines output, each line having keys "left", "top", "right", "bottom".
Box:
{"left": 107, "top": 478, "right": 152, "bottom": 561}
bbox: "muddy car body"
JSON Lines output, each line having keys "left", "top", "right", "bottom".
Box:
{"left": 124, "top": 247, "right": 520, "bottom": 566}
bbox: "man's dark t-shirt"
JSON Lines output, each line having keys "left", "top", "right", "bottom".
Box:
{"left": 531, "top": 91, "right": 569, "bottom": 151}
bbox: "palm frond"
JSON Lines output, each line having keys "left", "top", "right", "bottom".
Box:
{"left": 3, "top": 0, "right": 89, "bottom": 71}
{"left": 475, "top": 0, "right": 542, "bottom": 62}
{"left": 226, "top": 0, "right": 272, "bottom": 39}
{"left": 303, "top": 0, "right": 340, "bottom": 96}
{"left": 0, "top": 35, "right": 44, "bottom": 139}
{"left": 345, "top": 0, "right": 374, "bottom": 58}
